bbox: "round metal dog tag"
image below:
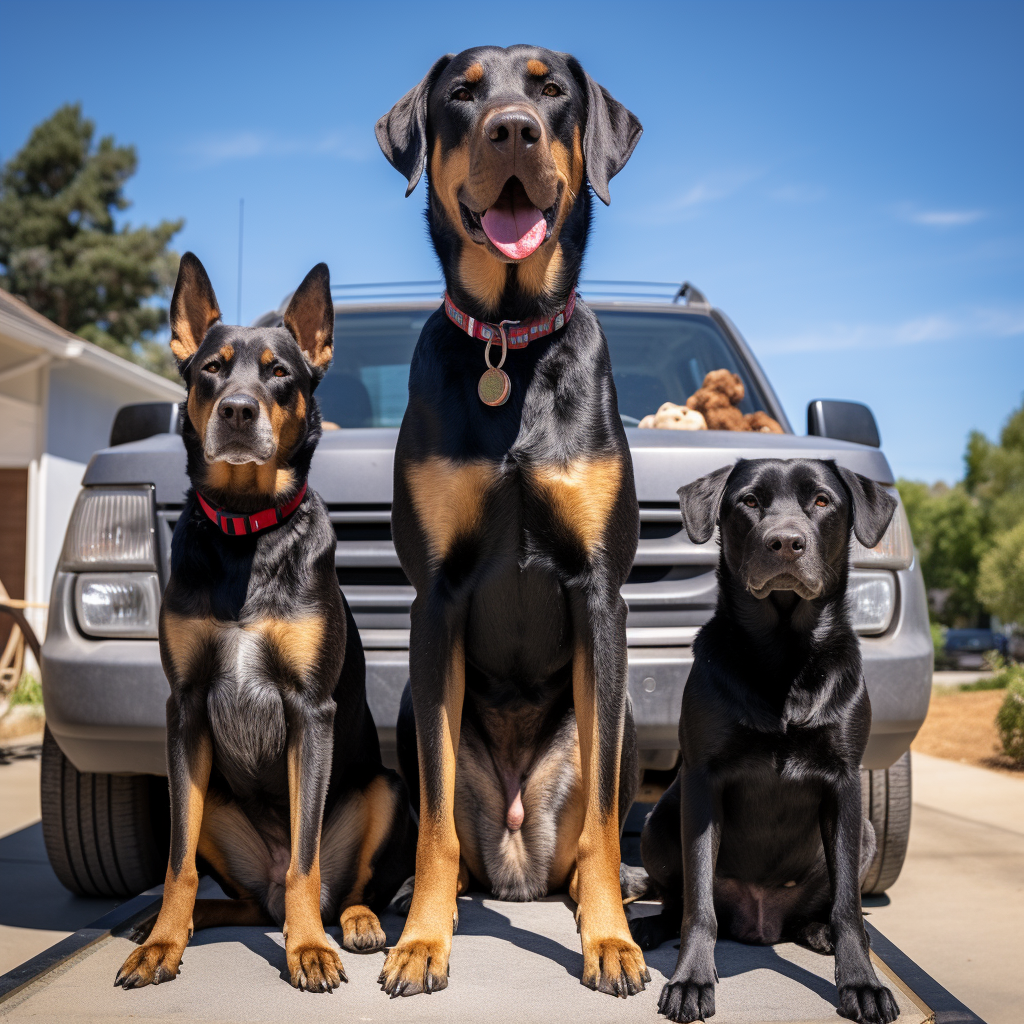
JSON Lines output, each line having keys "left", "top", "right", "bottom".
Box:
{"left": 478, "top": 367, "right": 510, "bottom": 406}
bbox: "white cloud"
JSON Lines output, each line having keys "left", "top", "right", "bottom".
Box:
{"left": 663, "top": 168, "right": 765, "bottom": 215}
{"left": 188, "top": 130, "right": 373, "bottom": 165}
{"left": 898, "top": 206, "right": 988, "bottom": 227}
{"left": 756, "top": 306, "right": 1024, "bottom": 355}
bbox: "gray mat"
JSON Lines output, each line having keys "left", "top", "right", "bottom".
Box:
{"left": 0, "top": 897, "right": 926, "bottom": 1023}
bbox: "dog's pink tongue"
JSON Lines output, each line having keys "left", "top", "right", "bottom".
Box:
{"left": 481, "top": 182, "right": 546, "bottom": 260}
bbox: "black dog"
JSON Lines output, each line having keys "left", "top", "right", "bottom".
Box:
{"left": 634, "top": 459, "right": 899, "bottom": 1024}
{"left": 115, "top": 254, "right": 415, "bottom": 992}
{"left": 374, "top": 46, "right": 649, "bottom": 998}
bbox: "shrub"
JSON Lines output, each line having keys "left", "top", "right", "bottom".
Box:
{"left": 9, "top": 673, "right": 42, "bottom": 707}
{"left": 996, "top": 677, "right": 1024, "bottom": 764}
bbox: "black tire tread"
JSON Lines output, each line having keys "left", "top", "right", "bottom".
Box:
{"left": 40, "top": 727, "right": 166, "bottom": 898}
{"left": 860, "top": 750, "right": 912, "bottom": 896}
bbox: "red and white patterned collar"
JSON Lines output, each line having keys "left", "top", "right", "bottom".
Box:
{"left": 443, "top": 290, "right": 577, "bottom": 349}
{"left": 196, "top": 479, "right": 308, "bottom": 536}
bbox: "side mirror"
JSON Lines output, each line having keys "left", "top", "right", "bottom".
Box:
{"left": 806, "top": 400, "right": 881, "bottom": 448}
{"left": 109, "top": 402, "right": 180, "bottom": 447}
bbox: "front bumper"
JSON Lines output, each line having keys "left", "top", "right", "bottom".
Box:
{"left": 42, "top": 565, "right": 932, "bottom": 776}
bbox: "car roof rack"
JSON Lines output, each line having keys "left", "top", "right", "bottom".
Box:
{"left": 330, "top": 281, "right": 444, "bottom": 304}
{"left": 320, "top": 279, "right": 712, "bottom": 308}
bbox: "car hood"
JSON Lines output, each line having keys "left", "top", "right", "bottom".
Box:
{"left": 83, "top": 427, "right": 894, "bottom": 506}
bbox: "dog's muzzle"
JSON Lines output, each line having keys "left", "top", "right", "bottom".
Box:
{"left": 204, "top": 392, "right": 276, "bottom": 464}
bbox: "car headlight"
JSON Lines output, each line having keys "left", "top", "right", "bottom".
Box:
{"left": 850, "top": 493, "right": 913, "bottom": 570}
{"left": 60, "top": 487, "right": 157, "bottom": 570}
{"left": 848, "top": 570, "right": 896, "bottom": 635}
{"left": 74, "top": 573, "right": 161, "bottom": 638}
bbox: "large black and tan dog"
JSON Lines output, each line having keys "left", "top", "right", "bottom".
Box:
{"left": 634, "top": 459, "right": 899, "bottom": 1024}
{"left": 375, "top": 46, "right": 648, "bottom": 998}
{"left": 115, "top": 254, "right": 415, "bottom": 992}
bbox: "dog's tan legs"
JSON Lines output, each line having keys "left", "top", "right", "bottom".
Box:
{"left": 283, "top": 698, "right": 344, "bottom": 991}
{"left": 115, "top": 726, "right": 211, "bottom": 988}
{"left": 379, "top": 609, "right": 465, "bottom": 997}
{"left": 571, "top": 603, "right": 649, "bottom": 998}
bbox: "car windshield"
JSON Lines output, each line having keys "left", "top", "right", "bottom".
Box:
{"left": 316, "top": 307, "right": 771, "bottom": 429}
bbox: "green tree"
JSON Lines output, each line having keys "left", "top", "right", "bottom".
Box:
{"left": 978, "top": 521, "right": 1024, "bottom": 624}
{"left": 0, "top": 104, "right": 183, "bottom": 378}
{"left": 897, "top": 478, "right": 990, "bottom": 627}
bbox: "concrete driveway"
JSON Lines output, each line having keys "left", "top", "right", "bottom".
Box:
{"left": 0, "top": 739, "right": 1017, "bottom": 1022}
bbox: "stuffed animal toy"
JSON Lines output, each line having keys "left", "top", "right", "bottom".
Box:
{"left": 637, "top": 370, "right": 785, "bottom": 433}
{"left": 638, "top": 403, "right": 707, "bottom": 430}
{"left": 745, "top": 410, "right": 784, "bottom": 434}
{"left": 685, "top": 369, "right": 749, "bottom": 431}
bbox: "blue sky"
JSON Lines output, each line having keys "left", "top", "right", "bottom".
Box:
{"left": 2, "top": 1, "right": 1021, "bottom": 482}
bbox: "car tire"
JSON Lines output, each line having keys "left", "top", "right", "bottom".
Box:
{"left": 40, "top": 727, "right": 169, "bottom": 898}
{"left": 860, "top": 750, "right": 912, "bottom": 896}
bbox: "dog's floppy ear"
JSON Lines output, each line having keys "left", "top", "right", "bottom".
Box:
{"left": 834, "top": 465, "right": 897, "bottom": 549}
{"left": 565, "top": 58, "right": 642, "bottom": 206}
{"left": 678, "top": 465, "right": 734, "bottom": 545}
{"left": 375, "top": 54, "right": 455, "bottom": 197}
{"left": 169, "top": 252, "right": 221, "bottom": 364}
{"left": 284, "top": 263, "right": 334, "bottom": 376}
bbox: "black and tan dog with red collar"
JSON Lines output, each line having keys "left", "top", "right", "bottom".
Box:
{"left": 375, "top": 45, "right": 649, "bottom": 999}
{"left": 115, "top": 254, "right": 415, "bottom": 993}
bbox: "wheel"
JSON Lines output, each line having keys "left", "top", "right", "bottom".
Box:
{"left": 860, "top": 750, "right": 911, "bottom": 896}
{"left": 40, "top": 727, "right": 169, "bottom": 897}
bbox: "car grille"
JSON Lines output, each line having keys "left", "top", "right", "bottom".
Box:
{"left": 157, "top": 502, "right": 717, "bottom": 649}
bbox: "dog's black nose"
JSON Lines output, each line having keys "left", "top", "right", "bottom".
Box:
{"left": 484, "top": 107, "right": 542, "bottom": 149}
{"left": 218, "top": 393, "right": 259, "bottom": 426}
{"left": 765, "top": 529, "right": 806, "bottom": 561}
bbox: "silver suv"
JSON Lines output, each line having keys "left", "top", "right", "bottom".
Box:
{"left": 39, "top": 281, "right": 932, "bottom": 901}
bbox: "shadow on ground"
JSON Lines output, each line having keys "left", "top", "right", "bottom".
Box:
{"left": 0, "top": 823, "right": 123, "bottom": 931}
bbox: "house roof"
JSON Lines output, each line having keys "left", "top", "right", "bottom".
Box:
{"left": 0, "top": 287, "right": 184, "bottom": 401}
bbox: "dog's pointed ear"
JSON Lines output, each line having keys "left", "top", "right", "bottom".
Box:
{"left": 283, "top": 263, "right": 334, "bottom": 374}
{"left": 678, "top": 465, "right": 734, "bottom": 545}
{"left": 565, "top": 58, "right": 642, "bottom": 206}
{"left": 169, "top": 253, "right": 221, "bottom": 364}
{"left": 376, "top": 54, "right": 455, "bottom": 197}
{"left": 834, "top": 465, "right": 897, "bottom": 549}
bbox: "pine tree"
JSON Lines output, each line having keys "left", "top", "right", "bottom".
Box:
{"left": 0, "top": 104, "right": 183, "bottom": 378}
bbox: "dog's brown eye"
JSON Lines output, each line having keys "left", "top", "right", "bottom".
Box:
{"left": 451, "top": 87, "right": 472, "bottom": 102}
{"left": 542, "top": 82, "right": 561, "bottom": 97}
{"left": 815, "top": 495, "right": 829, "bottom": 507}
{"left": 203, "top": 361, "right": 219, "bottom": 373}
{"left": 743, "top": 495, "right": 758, "bottom": 508}
{"left": 273, "top": 366, "right": 288, "bottom": 378}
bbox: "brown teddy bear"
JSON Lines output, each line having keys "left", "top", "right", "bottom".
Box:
{"left": 685, "top": 369, "right": 784, "bottom": 433}
{"left": 638, "top": 403, "right": 707, "bottom": 430}
{"left": 686, "top": 369, "right": 749, "bottom": 431}
{"left": 745, "top": 410, "right": 784, "bottom": 434}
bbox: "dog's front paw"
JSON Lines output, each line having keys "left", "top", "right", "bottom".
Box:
{"left": 581, "top": 936, "right": 650, "bottom": 997}
{"left": 340, "top": 906, "right": 387, "bottom": 953}
{"left": 378, "top": 939, "right": 449, "bottom": 996}
{"left": 838, "top": 981, "right": 900, "bottom": 1023}
{"left": 287, "top": 941, "right": 346, "bottom": 992}
{"left": 126, "top": 913, "right": 158, "bottom": 945}
{"left": 795, "top": 920, "right": 834, "bottom": 955}
{"left": 114, "top": 940, "right": 185, "bottom": 989}
{"left": 658, "top": 978, "right": 716, "bottom": 1022}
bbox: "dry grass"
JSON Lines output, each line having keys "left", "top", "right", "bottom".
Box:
{"left": 912, "top": 687, "right": 1024, "bottom": 776}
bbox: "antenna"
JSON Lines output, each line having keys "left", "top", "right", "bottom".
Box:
{"left": 236, "top": 199, "right": 244, "bottom": 324}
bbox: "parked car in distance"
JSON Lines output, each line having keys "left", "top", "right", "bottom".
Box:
{"left": 39, "top": 279, "right": 932, "bottom": 904}
{"left": 944, "top": 628, "right": 1008, "bottom": 670}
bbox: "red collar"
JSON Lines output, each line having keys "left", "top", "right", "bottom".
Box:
{"left": 196, "top": 479, "right": 308, "bottom": 536}
{"left": 443, "top": 290, "right": 577, "bottom": 348}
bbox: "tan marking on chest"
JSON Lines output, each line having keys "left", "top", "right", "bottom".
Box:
{"left": 531, "top": 457, "right": 623, "bottom": 551}
{"left": 161, "top": 613, "right": 324, "bottom": 678}
{"left": 406, "top": 458, "right": 496, "bottom": 562}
